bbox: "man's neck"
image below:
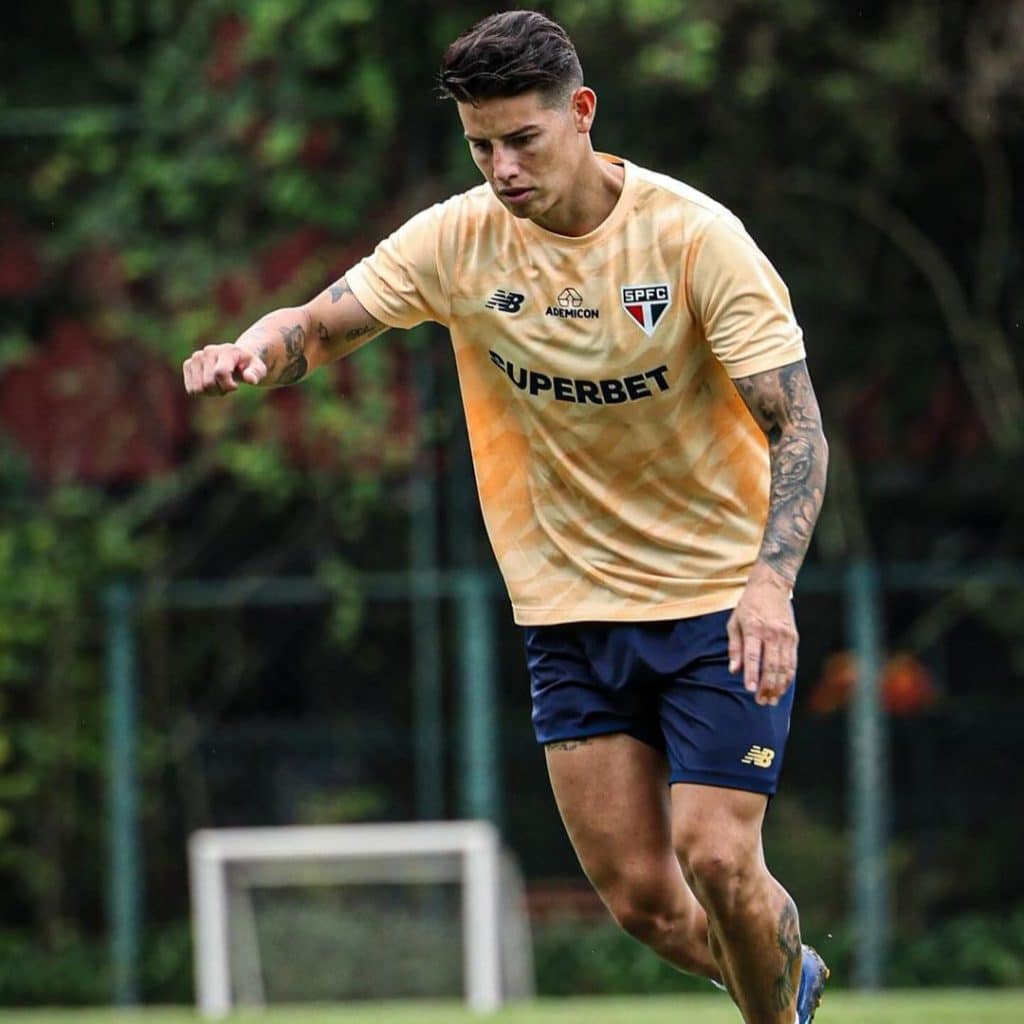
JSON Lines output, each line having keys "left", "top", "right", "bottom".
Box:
{"left": 532, "top": 154, "right": 625, "bottom": 237}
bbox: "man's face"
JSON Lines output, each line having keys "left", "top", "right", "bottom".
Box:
{"left": 457, "top": 88, "right": 591, "bottom": 224}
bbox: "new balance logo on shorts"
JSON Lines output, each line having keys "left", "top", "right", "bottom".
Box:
{"left": 486, "top": 289, "right": 525, "bottom": 313}
{"left": 741, "top": 745, "right": 776, "bottom": 768}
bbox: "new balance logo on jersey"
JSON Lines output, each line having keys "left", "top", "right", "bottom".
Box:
{"left": 741, "top": 745, "right": 776, "bottom": 768}
{"left": 622, "top": 283, "right": 671, "bottom": 336}
{"left": 486, "top": 289, "right": 525, "bottom": 314}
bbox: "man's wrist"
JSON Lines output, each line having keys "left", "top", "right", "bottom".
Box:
{"left": 748, "top": 560, "right": 795, "bottom": 590}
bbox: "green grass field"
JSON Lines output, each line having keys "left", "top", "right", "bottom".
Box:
{"left": 7, "top": 992, "right": 1024, "bottom": 1024}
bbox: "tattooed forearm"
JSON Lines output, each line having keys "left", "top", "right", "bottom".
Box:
{"left": 733, "top": 360, "right": 828, "bottom": 584}
{"left": 232, "top": 307, "right": 312, "bottom": 387}
{"left": 772, "top": 898, "right": 802, "bottom": 1011}
{"left": 275, "top": 323, "right": 308, "bottom": 385}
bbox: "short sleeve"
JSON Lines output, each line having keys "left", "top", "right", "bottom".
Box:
{"left": 689, "top": 212, "right": 805, "bottom": 378}
{"left": 345, "top": 203, "right": 450, "bottom": 329}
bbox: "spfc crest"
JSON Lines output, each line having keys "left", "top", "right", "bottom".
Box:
{"left": 621, "top": 283, "right": 671, "bottom": 337}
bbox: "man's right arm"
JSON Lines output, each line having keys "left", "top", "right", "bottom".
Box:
{"left": 182, "top": 276, "right": 388, "bottom": 396}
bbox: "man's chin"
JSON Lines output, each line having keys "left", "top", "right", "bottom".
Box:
{"left": 495, "top": 188, "right": 540, "bottom": 217}
{"left": 504, "top": 202, "right": 535, "bottom": 218}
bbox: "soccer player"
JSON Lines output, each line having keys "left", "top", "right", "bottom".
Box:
{"left": 183, "top": 11, "right": 830, "bottom": 1023}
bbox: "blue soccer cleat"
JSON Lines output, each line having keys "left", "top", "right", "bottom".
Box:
{"left": 796, "top": 944, "right": 829, "bottom": 1023}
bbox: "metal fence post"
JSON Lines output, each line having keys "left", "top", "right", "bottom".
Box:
{"left": 456, "top": 569, "right": 501, "bottom": 827}
{"left": 845, "top": 560, "right": 889, "bottom": 989}
{"left": 410, "top": 338, "right": 444, "bottom": 821}
{"left": 105, "top": 581, "right": 141, "bottom": 1006}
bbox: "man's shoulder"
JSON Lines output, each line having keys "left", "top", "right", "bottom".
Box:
{"left": 389, "top": 183, "right": 502, "bottom": 257}
{"left": 629, "top": 162, "right": 738, "bottom": 229}
{"left": 423, "top": 182, "right": 497, "bottom": 225}
{"left": 382, "top": 183, "right": 496, "bottom": 260}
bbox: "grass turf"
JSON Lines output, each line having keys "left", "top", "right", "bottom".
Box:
{"left": 7, "top": 991, "right": 1024, "bottom": 1024}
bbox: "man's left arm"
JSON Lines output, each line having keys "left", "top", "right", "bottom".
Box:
{"left": 730, "top": 358, "right": 829, "bottom": 705}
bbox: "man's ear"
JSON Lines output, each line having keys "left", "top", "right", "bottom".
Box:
{"left": 571, "top": 87, "right": 597, "bottom": 133}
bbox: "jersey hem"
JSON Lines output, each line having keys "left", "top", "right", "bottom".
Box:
{"left": 510, "top": 586, "right": 745, "bottom": 626}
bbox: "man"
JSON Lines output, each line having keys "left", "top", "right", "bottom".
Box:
{"left": 183, "top": 11, "right": 829, "bottom": 1023}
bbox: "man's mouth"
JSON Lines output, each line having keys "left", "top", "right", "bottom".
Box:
{"left": 500, "top": 187, "right": 535, "bottom": 205}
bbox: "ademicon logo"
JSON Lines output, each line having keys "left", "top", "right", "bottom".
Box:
{"left": 621, "top": 283, "right": 671, "bottom": 337}
{"left": 546, "top": 287, "right": 599, "bottom": 320}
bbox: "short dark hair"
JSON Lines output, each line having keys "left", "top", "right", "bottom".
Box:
{"left": 438, "top": 10, "right": 583, "bottom": 107}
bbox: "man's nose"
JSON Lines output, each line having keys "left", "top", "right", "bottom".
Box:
{"left": 493, "top": 145, "right": 519, "bottom": 182}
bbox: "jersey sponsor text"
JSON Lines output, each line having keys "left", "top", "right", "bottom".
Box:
{"left": 489, "top": 349, "right": 669, "bottom": 404}
{"left": 546, "top": 306, "right": 599, "bottom": 319}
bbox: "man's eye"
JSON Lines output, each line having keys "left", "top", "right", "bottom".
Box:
{"left": 471, "top": 141, "right": 492, "bottom": 153}
{"left": 511, "top": 135, "right": 536, "bottom": 146}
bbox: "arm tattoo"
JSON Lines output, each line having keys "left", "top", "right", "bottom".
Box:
{"left": 275, "top": 323, "right": 308, "bottom": 385}
{"left": 326, "top": 276, "right": 387, "bottom": 349}
{"left": 772, "top": 898, "right": 802, "bottom": 1011}
{"left": 329, "top": 278, "right": 353, "bottom": 303}
{"left": 318, "top": 321, "right": 330, "bottom": 344}
{"left": 344, "top": 323, "right": 386, "bottom": 343}
{"left": 733, "top": 360, "right": 828, "bottom": 583}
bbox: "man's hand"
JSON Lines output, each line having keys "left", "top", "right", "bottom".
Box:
{"left": 726, "top": 562, "right": 798, "bottom": 706}
{"left": 182, "top": 343, "right": 267, "bottom": 396}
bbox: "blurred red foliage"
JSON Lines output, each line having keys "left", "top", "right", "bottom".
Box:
{"left": 0, "top": 319, "right": 188, "bottom": 483}
{"left": 809, "top": 649, "right": 939, "bottom": 716}
{"left": 0, "top": 219, "right": 44, "bottom": 297}
{"left": 206, "top": 14, "right": 248, "bottom": 89}
{"left": 300, "top": 124, "right": 338, "bottom": 169}
{"left": 214, "top": 272, "right": 251, "bottom": 316}
{"left": 258, "top": 227, "right": 330, "bottom": 292}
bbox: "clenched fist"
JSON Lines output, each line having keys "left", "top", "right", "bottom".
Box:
{"left": 182, "top": 343, "right": 267, "bottom": 396}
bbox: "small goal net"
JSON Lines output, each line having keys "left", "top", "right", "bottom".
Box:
{"left": 188, "top": 821, "right": 534, "bottom": 1016}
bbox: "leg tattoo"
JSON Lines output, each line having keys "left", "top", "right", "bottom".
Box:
{"left": 772, "top": 898, "right": 801, "bottom": 1011}
{"left": 546, "top": 739, "right": 594, "bottom": 752}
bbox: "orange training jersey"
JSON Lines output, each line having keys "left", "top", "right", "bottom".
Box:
{"left": 345, "top": 156, "right": 806, "bottom": 625}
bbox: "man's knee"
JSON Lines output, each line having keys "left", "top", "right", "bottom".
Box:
{"left": 613, "top": 901, "right": 672, "bottom": 945}
{"left": 599, "top": 872, "right": 691, "bottom": 946}
{"left": 676, "top": 840, "right": 757, "bottom": 917}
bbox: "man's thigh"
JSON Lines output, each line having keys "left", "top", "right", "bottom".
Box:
{"left": 671, "top": 781, "right": 770, "bottom": 867}
{"left": 545, "top": 733, "right": 678, "bottom": 892}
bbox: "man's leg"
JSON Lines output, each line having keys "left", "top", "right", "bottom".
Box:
{"left": 672, "top": 782, "right": 802, "bottom": 1024}
{"left": 545, "top": 732, "right": 721, "bottom": 981}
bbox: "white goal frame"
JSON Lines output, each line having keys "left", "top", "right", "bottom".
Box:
{"left": 188, "top": 820, "right": 530, "bottom": 1016}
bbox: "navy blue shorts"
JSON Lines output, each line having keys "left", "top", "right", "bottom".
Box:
{"left": 524, "top": 609, "right": 795, "bottom": 795}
